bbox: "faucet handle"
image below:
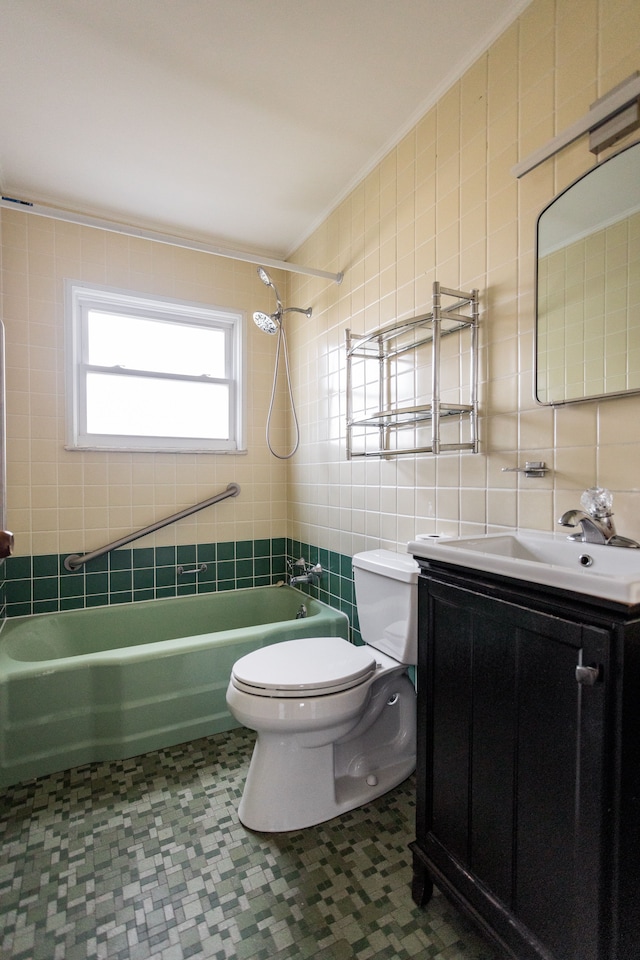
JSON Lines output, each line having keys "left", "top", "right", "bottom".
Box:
{"left": 580, "top": 486, "right": 613, "bottom": 518}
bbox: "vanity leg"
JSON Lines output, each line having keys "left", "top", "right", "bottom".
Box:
{"left": 411, "top": 851, "right": 434, "bottom": 907}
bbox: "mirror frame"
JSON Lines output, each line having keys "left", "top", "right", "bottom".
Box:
{"left": 534, "top": 139, "right": 640, "bottom": 406}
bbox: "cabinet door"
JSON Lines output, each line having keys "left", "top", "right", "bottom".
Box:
{"left": 418, "top": 575, "right": 610, "bottom": 960}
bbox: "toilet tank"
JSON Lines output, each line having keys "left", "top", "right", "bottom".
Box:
{"left": 352, "top": 550, "right": 419, "bottom": 664}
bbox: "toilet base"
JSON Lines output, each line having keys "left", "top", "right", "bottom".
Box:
{"left": 238, "top": 741, "right": 415, "bottom": 833}
{"left": 237, "top": 673, "right": 416, "bottom": 832}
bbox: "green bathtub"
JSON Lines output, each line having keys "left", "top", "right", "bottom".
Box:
{"left": 0, "top": 585, "right": 349, "bottom": 789}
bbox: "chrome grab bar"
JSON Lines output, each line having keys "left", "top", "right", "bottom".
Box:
{"left": 64, "top": 482, "right": 240, "bottom": 571}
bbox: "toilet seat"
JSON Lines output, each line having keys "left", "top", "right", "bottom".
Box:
{"left": 231, "top": 636, "right": 377, "bottom": 698}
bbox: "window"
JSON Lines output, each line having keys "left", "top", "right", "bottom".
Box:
{"left": 65, "top": 281, "right": 244, "bottom": 453}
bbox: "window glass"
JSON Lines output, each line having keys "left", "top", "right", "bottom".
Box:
{"left": 66, "top": 282, "right": 244, "bottom": 453}
{"left": 86, "top": 373, "right": 230, "bottom": 439}
{"left": 87, "top": 311, "right": 227, "bottom": 378}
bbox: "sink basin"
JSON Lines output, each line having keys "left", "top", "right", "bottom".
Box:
{"left": 407, "top": 530, "right": 640, "bottom": 604}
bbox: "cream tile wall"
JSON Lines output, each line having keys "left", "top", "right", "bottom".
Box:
{"left": 285, "top": 0, "right": 640, "bottom": 555}
{"left": 1, "top": 0, "right": 640, "bottom": 567}
{"left": 0, "top": 214, "right": 289, "bottom": 557}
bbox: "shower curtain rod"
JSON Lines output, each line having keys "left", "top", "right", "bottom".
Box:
{"left": 0, "top": 196, "right": 344, "bottom": 284}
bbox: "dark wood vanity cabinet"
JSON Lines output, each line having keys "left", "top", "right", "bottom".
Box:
{"left": 410, "top": 562, "right": 640, "bottom": 960}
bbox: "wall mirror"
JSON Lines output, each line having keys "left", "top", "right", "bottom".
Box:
{"left": 535, "top": 140, "right": 640, "bottom": 405}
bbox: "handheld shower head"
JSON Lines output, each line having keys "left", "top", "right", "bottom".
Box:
{"left": 253, "top": 311, "right": 279, "bottom": 335}
{"left": 253, "top": 265, "right": 312, "bottom": 335}
{"left": 256, "top": 267, "right": 283, "bottom": 313}
{"left": 254, "top": 267, "right": 312, "bottom": 460}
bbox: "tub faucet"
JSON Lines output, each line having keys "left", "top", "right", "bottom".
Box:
{"left": 558, "top": 487, "right": 640, "bottom": 548}
{"left": 288, "top": 557, "right": 323, "bottom": 586}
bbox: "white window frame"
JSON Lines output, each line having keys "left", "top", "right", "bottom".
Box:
{"left": 65, "top": 280, "right": 245, "bottom": 453}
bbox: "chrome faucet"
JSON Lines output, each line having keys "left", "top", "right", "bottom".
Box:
{"left": 558, "top": 487, "right": 640, "bottom": 548}
{"left": 288, "top": 557, "right": 323, "bottom": 586}
{"left": 558, "top": 508, "right": 614, "bottom": 544}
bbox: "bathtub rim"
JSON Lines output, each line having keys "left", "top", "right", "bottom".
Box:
{"left": 0, "top": 583, "right": 349, "bottom": 671}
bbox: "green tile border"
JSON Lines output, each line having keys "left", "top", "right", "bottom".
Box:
{"left": 2, "top": 538, "right": 357, "bottom": 638}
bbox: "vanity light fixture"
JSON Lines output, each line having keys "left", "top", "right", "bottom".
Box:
{"left": 512, "top": 72, "right": 640, "bottom": 178}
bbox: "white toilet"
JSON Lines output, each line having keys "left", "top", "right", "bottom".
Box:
{"left": 225, "top": 549, "right": 419, "bottom": 832}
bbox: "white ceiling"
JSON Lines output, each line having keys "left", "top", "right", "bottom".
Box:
{"left": 0, "top": 0, "right": 531, "bottom": 259}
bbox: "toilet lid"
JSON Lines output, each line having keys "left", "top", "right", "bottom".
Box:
{"left": 231, "top": 636, "right": 377, "bottom": 697}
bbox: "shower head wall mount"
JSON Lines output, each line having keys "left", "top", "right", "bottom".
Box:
{"left": 253, "top": 267, "right": 312, "bottom": 334}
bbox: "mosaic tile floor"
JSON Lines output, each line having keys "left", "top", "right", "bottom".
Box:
{"left": 1, "top": 728, "right": 502, "bottom": 960}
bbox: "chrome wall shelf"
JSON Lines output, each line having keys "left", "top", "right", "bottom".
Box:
{"left": 345, "top": 282, "right": 479, "bottom": 459}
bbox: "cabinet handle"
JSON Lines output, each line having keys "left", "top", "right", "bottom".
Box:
{"left": 576, "top": 665, "right": 600, "bottom": 686}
